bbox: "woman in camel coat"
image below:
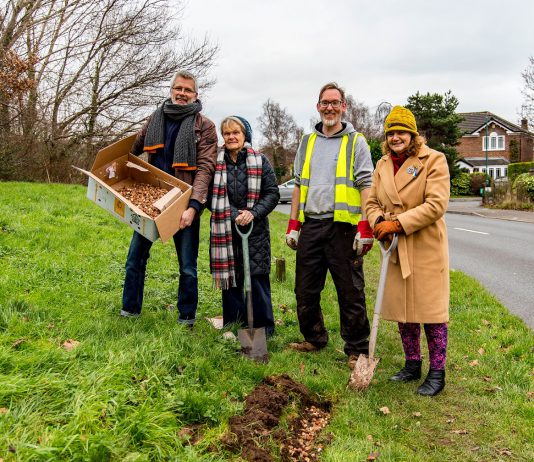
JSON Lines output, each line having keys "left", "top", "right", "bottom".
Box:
{"left": 366, "top": 105, "right": 450, "bottom": 396}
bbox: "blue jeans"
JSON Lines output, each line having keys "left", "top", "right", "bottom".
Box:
{"left": 122, "top": 219, "right": 200, "bottom": 324}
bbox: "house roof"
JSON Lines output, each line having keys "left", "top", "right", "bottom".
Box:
{"left": 458, "top": 157, "right": 510, "bottom": 167}
{"left": 457, "top": 111, "right": 532, "bottom": 136}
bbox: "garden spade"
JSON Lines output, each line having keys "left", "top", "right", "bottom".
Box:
{"left": 235, "top": 222, "right": 269, "bottom": 363}
{"left": 349, "top": 234, "right": 398, "bottom": 390}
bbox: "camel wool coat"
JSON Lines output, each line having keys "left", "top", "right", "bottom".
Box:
{"left": 366, "top": 144, "right": 450, "bottom": 323}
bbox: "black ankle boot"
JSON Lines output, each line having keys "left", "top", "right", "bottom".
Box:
{"left": 417, "top": 369, "right": 445, "bottom": 396}
{"left": 390, "top": 360, "right": 422, "bottom": 382}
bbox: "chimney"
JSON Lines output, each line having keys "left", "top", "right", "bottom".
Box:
{"left": 521, "top": 118, "right": 528, "bottom": 131}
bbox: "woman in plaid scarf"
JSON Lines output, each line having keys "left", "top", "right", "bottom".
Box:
{"left": 210, "top": 116, "right": 279, "bottom": 336}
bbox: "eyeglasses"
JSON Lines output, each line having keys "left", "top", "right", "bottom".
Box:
{"left": 172, "top": 86, "right": 196, "bottom": 94}
{"left": 318, "top": 100, "right": 343, "bottom": 108}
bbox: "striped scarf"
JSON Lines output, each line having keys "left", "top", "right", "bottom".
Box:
{"left": 143, "top": 98, "right": 202, "bottom": 171}
{"left": 210, "top": 146, "right": 262, "bottom": 289}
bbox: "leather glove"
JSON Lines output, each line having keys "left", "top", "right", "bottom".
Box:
{"left": 285, "top": 219, "right": 301, "bottom": 250}
{"left": 373, "top": 220, "right": 403, "bottom": 242}
{"left": 353, "top": 220, "right": 374, "bottom": 256}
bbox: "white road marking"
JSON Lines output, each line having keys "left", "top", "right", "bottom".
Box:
{"left": 453, "top": 227, "right": 489, "bottom": 235}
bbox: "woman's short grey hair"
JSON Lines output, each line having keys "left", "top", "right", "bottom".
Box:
{"left": 170, "top": 70, "right": 198, "bottom": 92}
{"left": 220, "top": 116, "right": 245, "bottom": 135}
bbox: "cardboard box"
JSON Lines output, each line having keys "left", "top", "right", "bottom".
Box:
{"left": 75, "top": 134, "right": 192, "bottom": 243}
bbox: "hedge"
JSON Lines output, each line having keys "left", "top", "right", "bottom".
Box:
{"left": 508, "top": 162, "right": 534, "bottom": 182}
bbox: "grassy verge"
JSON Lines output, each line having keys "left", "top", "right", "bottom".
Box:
{"left": 0, "top": 181, "right": 532, "bottom": 461}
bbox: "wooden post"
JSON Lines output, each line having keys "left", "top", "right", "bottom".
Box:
{"left": 275, "top": 258, "right": 286, "bottom": 282}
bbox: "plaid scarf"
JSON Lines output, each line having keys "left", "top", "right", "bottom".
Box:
{"left": 210, "top": 146, "right": 262, "bottom": 289}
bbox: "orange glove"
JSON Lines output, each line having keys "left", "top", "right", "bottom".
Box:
{"left": 373, "top": 220, "right": 403, "bottom": 242}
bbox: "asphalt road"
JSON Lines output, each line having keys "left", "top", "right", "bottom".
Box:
{"left": 446, "top": 213, "right": 534, "bottom": 329}
{"left": 274, "top": 203, "right": 533, "bottom": 328}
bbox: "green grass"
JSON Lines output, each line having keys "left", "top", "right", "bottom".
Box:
{"left": 0, "top": 181, "right": 532, "bottom": 461}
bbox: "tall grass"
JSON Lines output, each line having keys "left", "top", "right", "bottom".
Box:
{"left": 0, "top": 181, "right": 532, "bottom": 461}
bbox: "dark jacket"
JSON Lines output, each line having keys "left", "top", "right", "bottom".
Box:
{"left": 131, "top": 112, "right": 218, "bottom": 213}
{"left": 224, "top": 149, "right": 280, "bottom": 276}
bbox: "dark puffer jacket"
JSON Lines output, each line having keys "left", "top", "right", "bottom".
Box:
{"left": 225, "top": 149, "right": 280, "bottom": 276}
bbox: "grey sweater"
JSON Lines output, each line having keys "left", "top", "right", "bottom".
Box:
{"left": 294, "top": 122, "right": 373, "bottom": 218}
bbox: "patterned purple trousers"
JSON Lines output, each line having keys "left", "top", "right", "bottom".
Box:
{"left": 398, "top": 322, "right": 448, "bottom": 370}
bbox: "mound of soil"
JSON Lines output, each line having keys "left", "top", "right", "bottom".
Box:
{"left": 223, "top": 374, "right": 332, "bottom": 462}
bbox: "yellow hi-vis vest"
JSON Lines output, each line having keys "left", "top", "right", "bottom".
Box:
{"left": 298, "top": 132, "right": 362, "bottom": 225}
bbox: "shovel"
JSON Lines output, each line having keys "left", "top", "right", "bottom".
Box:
{"left": 349, "top": 234, "right": 398, "bottom": 390}
{"left": 235, "top": 222, "right": 269, "bottom": 363}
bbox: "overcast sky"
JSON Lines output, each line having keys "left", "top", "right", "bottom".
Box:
{"left": 179, "top": 0, "right": 534, "bottom": 142}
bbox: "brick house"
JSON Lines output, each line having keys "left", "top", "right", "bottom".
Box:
{"left": 456, "top": 111, "right": 534, "bottom": 179}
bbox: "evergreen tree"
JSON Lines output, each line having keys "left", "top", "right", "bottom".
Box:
{"left": 406, "top": 91, "right": 463, "bottom": 180}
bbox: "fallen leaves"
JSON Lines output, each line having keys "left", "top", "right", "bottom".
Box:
{"left": 412, "top": 412, "right": 422, "bottom": 418}
{"left": 478, "top": 348, "right": 485, "bottom": 355}
{"left": 367, "top": 451, "right": 380, "bottom": 460}
{"left": 11, "top": 338, "right": 25, "bottom": 349}
{"left": 451, "top": 429, "right": 469, "bottom": 435}
{"left": 468, "top": 359, "right": 479, "bottom": 367}
{"left": 484, "top": 386, "right": 503, "bottom": 393}
{"left": 0, "top": 408, "right": 9, "bottom": 414}
{"left": 378, "top": 406, "right": 390, "bottom": 415}
{"left": 62, "top": 339, "right": 80, "bottom": 351}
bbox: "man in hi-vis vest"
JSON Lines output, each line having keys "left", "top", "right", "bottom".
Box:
{"left": 285, "top": 82, "right": 374, "bottom": 368}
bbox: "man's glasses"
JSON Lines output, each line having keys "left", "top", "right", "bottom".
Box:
{"left": 172, "top": 86, "right": 196, "bottom": 94}
{"left": 318, "top": 100, "right": 343, "bottom": 108}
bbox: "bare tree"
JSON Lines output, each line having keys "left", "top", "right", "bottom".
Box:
{"left": 257, "top": 99, "right": 302, "bottom": 181}
{"left": 521, "top": 56, "right": 534, "bottom": 129}
{"left": 344, "top": 95, "right": 382, "bottom": 140}
{"left": 0, "top": 0, "right": 218, "bottom": 182}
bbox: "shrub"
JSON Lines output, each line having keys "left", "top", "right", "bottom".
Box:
{"left": 367, "top": 138, "right": 383, "bottom": 167}
{"left": 469, "top": 172, "right": 486, "bottom": 196}
{"left": 509, "top": 139, "right": 520, "bottom": 163}
{"left": 513, "top": 173, "right": 534, "bottom": 201}
{"left": 508, "top": 162, "right": 534, "bottom": 183}
{"left": 451, "top": 171, "right": 471, "bottom": 196}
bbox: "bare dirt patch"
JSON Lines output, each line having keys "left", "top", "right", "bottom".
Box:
{"left": 223, "top": 374, "right": 332, "bottom": 462}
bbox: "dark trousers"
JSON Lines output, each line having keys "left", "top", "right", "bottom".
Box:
{"left": 222, "top": 274, "right": 275, "bottom": 336}
{"left": 122, "top": 219, "right": 200, "bottom": 324}
{"left": 295, "top": 219, "right": 370, "bottom": 355}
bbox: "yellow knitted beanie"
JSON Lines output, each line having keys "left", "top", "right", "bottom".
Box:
{"left": 384, "top": 106, "right": 419, "bottom": 136}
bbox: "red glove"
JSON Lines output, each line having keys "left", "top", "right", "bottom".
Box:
{"left": 353, "top": 220, "right": 374, "bottom": 256}
{"left": 373, "top": 220, "right": 403, "bottom": 242}
{"left": 285, "top": 219, "right": 302, "bottom": 250}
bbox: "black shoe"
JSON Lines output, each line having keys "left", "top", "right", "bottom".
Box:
{"left": 417, "top": 369, "right": 445, "bottom": 396}
{"left": 390, "top": 360, "right": 422, "bottom": 382}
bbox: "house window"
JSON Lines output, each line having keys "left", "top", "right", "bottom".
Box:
{"left": 482, "top": 131, "right": 505, "bottom": 151}
{"left": 473, "top": 168, "right": 479, "bottom": 172}
{"left": 495, "top": 168, "right": 501, "bottom": 177}
{"left": 489, "top": 168, "right": 494, "bottom": 178}
{"left": 504, "top": 168, "right": 508, "bottom": 176}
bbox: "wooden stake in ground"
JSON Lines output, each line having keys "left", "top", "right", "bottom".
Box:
{"left": 349, "top": 235, "right": 398, "bottom": 390}
{"left": 275, "top": 258, "right": 286, "bottom": 282}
